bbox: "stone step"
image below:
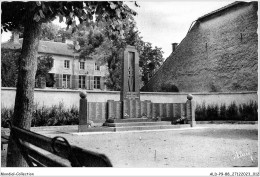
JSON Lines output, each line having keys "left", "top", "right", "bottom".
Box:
{"left": 106, "top": 118, "right": 155, "bottom": 123}
{"left": 76, "top": 124, "right": 191, "bottom": 133}
{"left": 103, "top": 121, "right": 172, "bottom": 127}
{"left": 114, "top": 124, "right": 190, "bottom": 132}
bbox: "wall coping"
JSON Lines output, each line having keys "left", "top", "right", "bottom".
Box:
{"left": 1, "top": 87, "right": 120, "bottom": 94}
{"left": 1, "top": 87, "right": 257, "bottom": 95}
{"left": 140, "top": 91, "right": 257, "bottom": 95}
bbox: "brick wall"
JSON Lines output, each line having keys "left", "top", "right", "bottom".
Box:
{"left": 143, "top": 2, "right": 258, "bottom": 92}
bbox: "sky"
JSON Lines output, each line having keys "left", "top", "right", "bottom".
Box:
{"left": 126, "top": 0, "right": 235, "bottom": 58}
{"left": 1, "top": 0, "right": 236, "bottom": 59}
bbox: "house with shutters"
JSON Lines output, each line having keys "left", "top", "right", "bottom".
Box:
{"left": 2, "top": 33, "right": 107, "bottom": 90}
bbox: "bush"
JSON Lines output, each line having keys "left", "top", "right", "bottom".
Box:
{"left": 1, "top": 102, "right": 79, "bottom": 128}
{"left": 195, "top": 102, "right": 207, "bottom": 121}
{"left": 1, "top": 107, "right": 14, "bottom": 128}
{"left": 226, "top": 102, "right": 239, "bottom": 120}
{"left": 206, "top": 104, "right": 219, "bottom": 120}
{"left": 239, "top": 101, "right": 258, "bottom": 121}
{"left": 195, "top": 101, "right": 258, "bottom": 121}
{"left": 160, "top": 83, "right": 179, "bottom": 92}
{"left": 219, "top": 104, "right": 227, "bottom": 120}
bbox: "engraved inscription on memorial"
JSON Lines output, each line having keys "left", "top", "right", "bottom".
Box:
{"left": 125, "top": 92, "right": 139, "bottom": 99}
{"left": 128, "top": 52, "right": 135, "bottom": 92}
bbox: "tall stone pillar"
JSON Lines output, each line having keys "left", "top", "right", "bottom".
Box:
{"left": 78, "top": 91, "right": 88, "bottom": 132}
{"left": 186, "top": 94, "right": 196, "bottom": 127}
{"left": 120, "top": 45, "right": 141, "bottom": 119}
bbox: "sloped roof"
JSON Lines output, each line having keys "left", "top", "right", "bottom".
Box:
{"left": 142, "top": 1, "right": 253, "bottom": 90}
{"left": 197, "top": 1, "right": 247, "bottom": 21}
{"left": 1, "top": 39, "right": 79, "bottom": 57}
{"left": 38, "top": 40, "right": 79, "bottom": 56}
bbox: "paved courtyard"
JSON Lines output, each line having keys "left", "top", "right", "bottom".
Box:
{"left": 1, "top": 124, "right": 258, "bottom": 167}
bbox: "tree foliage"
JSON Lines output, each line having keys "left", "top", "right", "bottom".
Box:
{"left": 41, "top": 22, "right": 60, "bottom": 40}
{"left": 160, "top": 83, "right": 179, "bottom": 92}
{"left": 1, "top": 48, "right": 54, "bottom": 88}
{"left": 88, "top": 20, "right": 142, "bottom": 90}
{"left": 1, "top": 49, "right": 20, "bottom": 87}
{"left": 2, "top": 1, "right": 138, "bottom": 167}
{"left": 139, "top": 43, "right": 164, "bottom": 86}
{"left": 2, "top": 1, "right": 137, "bottom": 34}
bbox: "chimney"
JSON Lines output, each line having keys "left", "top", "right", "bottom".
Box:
{"left": 172, "top": 43, "right": 178, "bottom": 52}
{"left": 11, "top": 32, "right": 20, "bottom": 44}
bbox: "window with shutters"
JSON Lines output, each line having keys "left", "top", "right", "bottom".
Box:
{"left": 62, "top": 74, "right": 71, "bottom": 88}
{"left": 95, "top": 63, "right": 100, "bottom": 71}
{"left": 64, "top": 60, "right": 70, "bottom": 69}
{"left": 79, "top": 75, "right": 86, "bottom": 89}
{"left": 79, "top": 61, "right": 85, "bottom": 70}
{"left": 94, "top": 76, "right": 101, "bottom": 89}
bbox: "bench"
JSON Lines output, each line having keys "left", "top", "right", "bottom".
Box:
{"left": 8, "top": 122, "right": 112, "bottom": 167}
{"left": 1, "top": 134, "right": 9, "bottom": 151}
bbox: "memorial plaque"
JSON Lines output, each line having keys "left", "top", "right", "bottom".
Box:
{"left": 129, "top": 99, "right": 136, "bottom": 118}
{"left": 87, "top": 102, "right": 95, "bottom": 120}
{"left": 181, "top": 103, "right": 186, "bottom": 117}
{"left": 136, "top": 100, "right": 141, "bottom": 118}
{"left": 163, "top": 103, "right": 167, "bottom": 117}
{"left": 141, "top": 101, "right": 145, "bottom": 116}
{"left": 123, "top": 99, "right": 130, "bottom": 118}
{"left": 115, "top": 101, "right": 121, "bottom": 119}
{"left": 125, "top": 92, "right": 140, "bottom": 100}
{"left": 176, "top": 103, "right": 181, "bottom": 117}
{"left": 173, "top": 103, "right": 177, "bottom": 118}
{"left": 152, "top": 103, "right": 160, "bottom": 118}
{"left": 159, "top": 104, "right": 163, "bottom": 117}
{"left": 108, "top": 100, "right": 115, "bottom": 119}
{"left": 147, "top": 101, "right": 152, "bottom": 118}
{"left": 166, "top": 103, "right": 172, "bottom": 118}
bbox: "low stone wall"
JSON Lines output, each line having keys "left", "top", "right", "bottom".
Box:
{"left": 140, "top": 91, "right": 257, "bottom": 106}
{"left": 1, "top": 87, "right": 120, "bottom": 109}
{"left": 1, "top": 87, "right": 257, "bottom": 109}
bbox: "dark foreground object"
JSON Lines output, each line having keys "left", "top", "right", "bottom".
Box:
{"left": 1, "top": 134, "right": 9, "bottom": 151}
{"left": 8, "top": 122, "right": 112, "bottom": 167}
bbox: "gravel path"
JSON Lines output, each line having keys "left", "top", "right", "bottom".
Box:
{"left": 1, "top": 124, "right": 258, "bottom": 167}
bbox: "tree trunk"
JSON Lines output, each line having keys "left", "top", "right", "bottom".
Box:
{"left": 6, "top": 4, "right": 42, "bottom": 167}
